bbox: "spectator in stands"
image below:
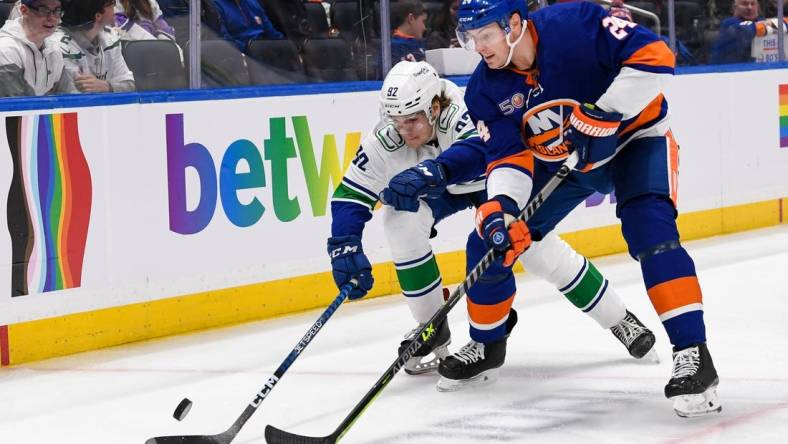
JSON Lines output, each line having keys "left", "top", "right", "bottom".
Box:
{"left": 710, "top": 0, "right": 764, "bottom": 63}
{"left": 0, "top": 0, "right": 74, "bottom": 96}
{"left": 426, "top": 0, "right": 459, "bottom": 49}
{"left": 60, "top": 0, "right": 135, "bottom": 92}
{"left": 212, "top": 0, "right": 283, "bottom": 52}
{"left": 115, "top": 0, "right": 175, "bottom": 41}
{"left": 391, "top": 0, "right": 427, "bottom": 63}
{"left": 608, "top": 0, "right": 697, "bottom": 65}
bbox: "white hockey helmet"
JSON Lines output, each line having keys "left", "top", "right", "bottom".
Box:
{"left": 380, "top": 61, "right": 442, "bottom": 125}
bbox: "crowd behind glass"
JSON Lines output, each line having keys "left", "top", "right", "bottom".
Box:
{"left": 0, "top": 0, "right": 785, "bottom": 97}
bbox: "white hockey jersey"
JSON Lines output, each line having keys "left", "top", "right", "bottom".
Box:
{"left": 332, "top": 79, "right": 484, "bottom": 217}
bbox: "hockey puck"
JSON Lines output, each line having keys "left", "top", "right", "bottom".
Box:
{"left": 173, "top": 398, "right": 193, "bottom": 421}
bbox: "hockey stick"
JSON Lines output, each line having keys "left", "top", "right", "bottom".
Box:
{"left": 265, "top": 153, "right": 579, "bottom": 444}
{"left": 144, "top": 279, "right": 358, "bottom": 444}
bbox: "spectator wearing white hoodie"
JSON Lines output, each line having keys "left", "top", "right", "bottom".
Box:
{"left": 0, "top": 0, "right": 74, "bottom": 96}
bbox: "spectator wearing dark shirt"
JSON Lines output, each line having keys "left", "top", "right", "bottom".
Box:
{"left": 390, "top": 0, "right": 427, "bottom": 64}
{"left": 212, "top": 0, "right": 283, "bottom": 52}
{"left": 426, "top": 0, "right": 459, "bottom": 49}
{"left": 710, "top": 0, "right": 764, "bottom": 64}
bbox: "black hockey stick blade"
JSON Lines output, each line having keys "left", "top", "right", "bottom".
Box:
{"left": 262, "top": 153, "right": 580, "bottom": 442}
{"left": 144, "top": 434, "right": 228, "bottom": 444}
{"left": 264, "top": 424, "right": 339, "bottom": 444}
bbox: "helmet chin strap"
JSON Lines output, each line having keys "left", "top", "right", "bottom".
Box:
{"left": 494, "top": 20, "right": 527, "bottom": 69}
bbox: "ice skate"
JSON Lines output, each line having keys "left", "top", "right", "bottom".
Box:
{"left": 610, "top": 310, "right": 658, "bottom": 362}
{"left": 665, "top": 343, "right": 722, "bottom": 418}
{"left": 398, "top": 320, "right": 451, "bottom": 375}
{"left": 436, "top": 309, "right": 517, "bottom": 391}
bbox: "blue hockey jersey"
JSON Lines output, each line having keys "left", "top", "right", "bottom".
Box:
{"left": 463, "top": 2, "right": 675, "bottom": 206}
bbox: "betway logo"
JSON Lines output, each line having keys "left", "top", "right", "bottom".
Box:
{"left": 166, "top": 114, "right": 361, "bottom": 234}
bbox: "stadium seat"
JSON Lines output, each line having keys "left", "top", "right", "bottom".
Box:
{"left": 0, "top": 2, "right": 14, "bottom": 29}
{"left": 246, "top": 39, "right": 307, "bottom": 85}
{"left": 199, "top": 39, "right": 250, "bottom": 88}
{"left": 304, "top": 2, "right": 329, "bottom": 37}
{"left": 122, "top": 40, "right": 188, "bottom": 91}
{"left": 330, "top": 1, "right": 363, "bottom": 43}
{"left": 354, "top": 37, "right": 382, "bottom": 81}
{"left": 302, "top": 38, "right": 359, "bottom": 82}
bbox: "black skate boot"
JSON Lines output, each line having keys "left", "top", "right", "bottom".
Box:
{"left": 436, "top": 309, "right": 518, "bottom": 392}
{"left": 610, "top": 310, "right": 657, "bottom": 360}
{"left": 398, "top": 319, "right": 451, "bottom": 375}
{"left": 664, "top": 343, "right": 722, "bottom": 417}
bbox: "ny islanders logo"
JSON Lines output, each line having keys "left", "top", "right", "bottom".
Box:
{"left": 6, "top": 113, "right": 92, "bottom": 297}
{"left": 521, "top": 99, "right": 580, "bottom": 161}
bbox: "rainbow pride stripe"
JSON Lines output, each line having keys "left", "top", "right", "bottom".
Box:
{"left": 781, "top": 84, "right": 788, "bottom": 148}
{"left": 6, "top": 113, "right": 92, "bottom": 296}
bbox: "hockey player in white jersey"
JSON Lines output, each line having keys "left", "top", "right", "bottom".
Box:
{"left": 327, "top": 61, "right": 656, "bottom": 378}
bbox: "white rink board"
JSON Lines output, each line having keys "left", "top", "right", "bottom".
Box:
{"left": 1, "top": 68, "right": 787, "bottom": 325}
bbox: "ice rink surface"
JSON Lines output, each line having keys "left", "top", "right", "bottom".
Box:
{"left": 2, "top": 225, "right": 788, "bottom": 444}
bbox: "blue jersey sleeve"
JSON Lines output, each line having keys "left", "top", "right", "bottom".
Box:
{"left": 436, "top": 136, "right": 488, "bottom": 184}
{"left": 570, "top": 2, "right": 674, "bottom": 75}
{"left": 330, "top": 201, "right": 372, "bottom": 238}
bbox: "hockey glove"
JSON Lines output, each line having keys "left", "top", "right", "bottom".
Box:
{"left": 380, "top": 160, "right": 448, "bottom": 212}
{"left": 327, "top": 235, "right": 374, "bottom": 300}
{"left": 475, "top": 196, "right": 531, "bottom": 267}
{"left": 564, "top": 103, "right": 622, "bottom": 172}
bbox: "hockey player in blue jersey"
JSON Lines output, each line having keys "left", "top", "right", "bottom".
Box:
{"left": 384, "top": 0, "right": 722, "bottom": 418}
{"left": 329, "top": 61, "right": 656, "bottom": 376}
{"left": 461, "top": 0, "right": 720, "bottom": 417}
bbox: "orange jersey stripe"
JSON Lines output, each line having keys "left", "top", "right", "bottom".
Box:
{"left": 619, "top": 94, "right": 664, "bottom": 137}
{"left": 623, "top": 40, "right": 675, "bottom": 70}
{"left": 467, "top": 294, "right": 515, "bottom": 325}
{"left": 666, "top": 129, "right": 679, "bottom": 205}
{"left": 486, "top": 150, "right": 534, "bottom": 176}
{"left": 647, "top": 276, "right": 703, "bottom": 315}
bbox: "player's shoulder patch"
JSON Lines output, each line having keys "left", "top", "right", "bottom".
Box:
{"left": 437, "top": 102, "right": 461, "bottom": 134}
{"left": 372, "top": 121, "right": 405, "bottom": 152}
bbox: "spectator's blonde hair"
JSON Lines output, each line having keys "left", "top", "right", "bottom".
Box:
{"left": 122, "top": 0, "right": 154, "bottom": 21}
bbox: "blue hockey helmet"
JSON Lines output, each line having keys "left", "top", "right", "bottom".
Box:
{"left": 456, "top": 0, "right": 528, "bottom": 35}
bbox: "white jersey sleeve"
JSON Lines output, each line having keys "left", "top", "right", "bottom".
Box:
{"left": 331, "top": 120, "right": 403, "bottom": 210}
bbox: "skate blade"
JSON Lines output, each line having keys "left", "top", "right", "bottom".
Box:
{"left": 638, "top": 347, "right": 660, "bottom": 364}
{"left": 672, "top": 387, "right": 722, "bottom": 418}
{"left": 403, "top": 344, "right": 451, "bottom": 376}
{"left": 435, "top": 368, "right": 499, "bottom": 392}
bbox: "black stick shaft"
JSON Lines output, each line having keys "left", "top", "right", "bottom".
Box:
{"left": 325, "top": 154, "right": 578, "bottom": 443}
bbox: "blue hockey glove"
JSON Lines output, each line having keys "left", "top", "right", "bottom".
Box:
{"left": 327, "top": 235, "right": 374, "bottom": 300}
{"left": 475, "top": 196, "right": 531, "bottom": 267}
{"left": 564, "top": 103, "right": 623, "bottom": 172}
{"left": 380, "top": 160, "right": 447, "bottom": 212}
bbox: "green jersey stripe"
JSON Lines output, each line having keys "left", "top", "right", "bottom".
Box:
{"left": 563, "top": 262, "right": 606, "bottom": 309}
{"left": 396, "top": 255, "right": 441, "bottom": 293}
{"left": 333, "top": 183, "right": 377, "bottom": 208}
